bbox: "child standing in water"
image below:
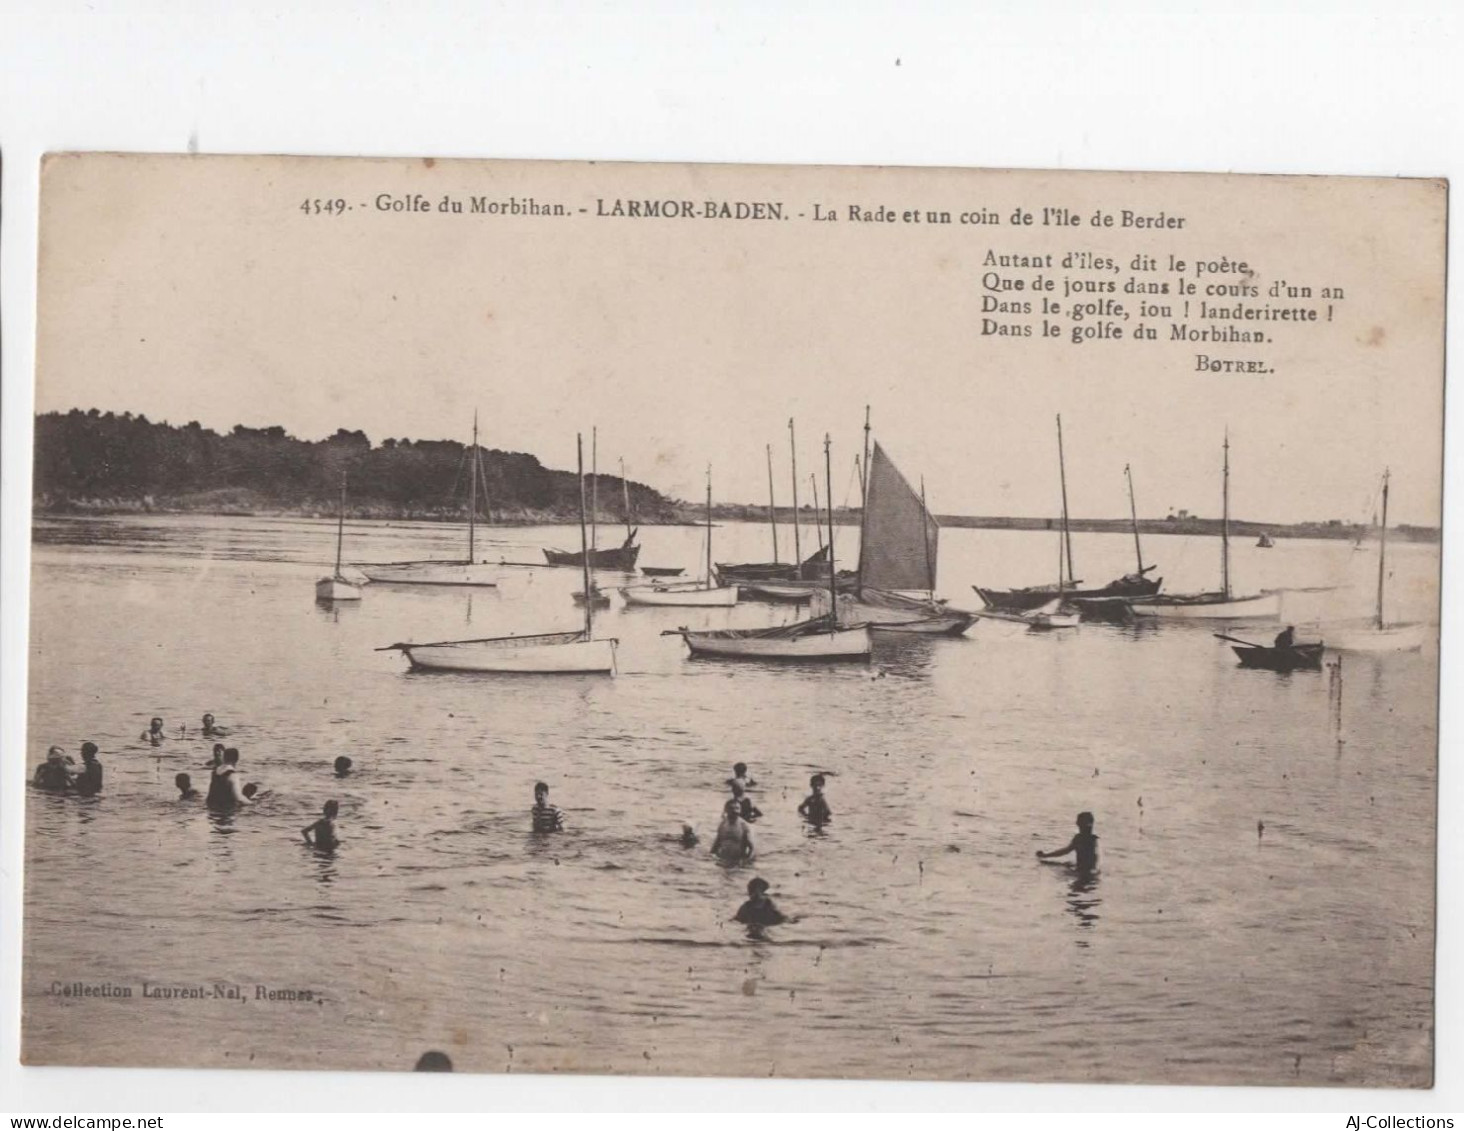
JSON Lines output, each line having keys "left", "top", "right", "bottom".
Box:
{"left": 302, "top": 800, "right": 340, "bottom": 850}
{"left": 531, "top": 782, "right": 563, "bottom": 833}
{"left": 798, "top": 774, "right": 832, "bottom": 826}
{"left": 175, "top": 773, "right": 200, "bottom": 800}
{"left": 1036, "top": 811, "right": 1099, "bottom": 874}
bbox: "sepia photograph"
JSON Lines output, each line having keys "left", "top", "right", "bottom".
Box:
{"left": 17, "top": 153, "right": 1445, "bottom": 1090}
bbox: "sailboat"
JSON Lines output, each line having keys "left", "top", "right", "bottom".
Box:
{"left": 808, "top": 431, "right": 974, "bottom": 635}
{"left": 1325, "top": 469, "right": 1429, "bottom": 653}
{"left": 975, "top": 419, "right": 1160, "bottom": 612}
{"left": 1023, "top": 444, "right": 1080, "bottom": 630}
{"left": 378, "top": 434, "right": 617, "bottom": 674}
{"left": 621, "top": 468, "right": 739, "bottom": 607}
{"left": 315, "top": 472, "right": 363, "bottom": 601}
{"left": 1256, "top": 533, "right": 1276, "bottom": 548}
{"left": 1128, "top": 432, "right": 1280, "bottom": 620}
{"left": 358, "top": 413, "right": 500, "bottom": 587}
{"left": 666, "top": 435, "right": 872, "bottom": 660}
{"left": 572, "top": 430, "right": 613, "bottom": 606}
{"left": 543, "top": 434, "right": 640, "bottom": 572}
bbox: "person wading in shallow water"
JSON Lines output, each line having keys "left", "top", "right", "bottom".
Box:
{"left": 302, "top": 800, "right": 340, "bottom": 850}
{"left": 73, "top": 742, "right": 103, "bottom": 796}
{"left": 531, "top": 781, "right": 563, "bottom": 833}
{"left": 175, "top": 772, "right": 200, "bottom": 800}
{"left": 140, "top": 717, "right": 166, "bottom": 746}
{"left": 33, "top": 746, "right": 74, "bottom": 792}
{"left": 734, "top": 877, "right": 785, "bottom": 927}
{"left": 206, "top": 748, "right": 250, "bottom": 810}
{"left": 710, "top": 798, "right": 755, "bottom": 864}
{"left": 798, "top": 774, "right": 832, "bottom": 827}
{"left": 1036, "top": 811, "right": 1099, "bottom": 875}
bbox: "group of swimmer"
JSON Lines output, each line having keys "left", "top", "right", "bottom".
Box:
{"left": 38, "top": 717, "right": 1097, "bottom": 924}
{"left": 34, "top": 711, "right": 351, "bottom": 854}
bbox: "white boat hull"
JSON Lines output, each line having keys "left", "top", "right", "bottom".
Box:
{"left": 1325, "top": 623, "right": 1429, "bottom": 653}
{"left": 1027, "top": 612, "right": 1080, "bottom": 629}
{"left": 358, "top": 561, "right": 500, "bottom": 587}
{"left": 315, "top": 576, "right": 363, "bottom": 601}
{"left": 1128, "top": 592, "right": 1280, "bottom": 620}
{"left": 680, "top": 625, "right": 872, "bottom": 661}
{"left": 621, "top": 584, "right": 739, "bottom": 607}
{"left": 397, "top": 634, "right": 616, "bottom": 674}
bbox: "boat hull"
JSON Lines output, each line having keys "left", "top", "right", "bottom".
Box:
{"left": 396, "top": 634, "right": 616, "bottom": 674}
{"left": 621, "top": 584, "right": 739, "bottom": 607}
{"left": 680, "top": 626, "right": 872, "bottom": 661}
{"left": 1232, "top": 643, "right": 1324, "bottom": 671}
{"left": 544, "top": 545, "right": 640, "bottom": 571}
{"left": 641, "top": 566, "right": 685, "bottom": 578}
{"left": 1028, "top": 612, "right": 1080, "bottom": 629}
{"left": 740, "top": 582, "right": 814, "bottom": 604}
{"left": 1325, "top": 624, "right": 1429, "bottom": 653}
{"left": 975, "top": 574, "right": 1161, "bottom": 612}
{"left": 810, "top": 589, "right": 974, "bottom": 636}
{"left": 359, "top": 561, "right": 500, "bottom": 587}
{"left": 1128, "top": 591, "right": 1280, "bottom": 620}
{"left": 315, "top": 576, "right": 363, "bottom": 601}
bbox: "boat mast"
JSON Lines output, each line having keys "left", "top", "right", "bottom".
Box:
{"left": 766, "top": 443, "right": 779, "bottom": 563}
{"left": 620, "top": 457, "right": 632, "bottom": 541}
{"left": 1056, "top": 414, "right": 1074, "bottom": 590}
{"left": 1377, "top": 467, "right": 1390, "bottom": 629}
{"left": 333, "top": 471, "right": 346, "bottom": 579}
{"left": 811, "top": 473, "right": 825, "bottom": 554}
{"left": 590, "top": 426, "right": 599, "bottom": 558}
{"left": 1125, "top": 463, "right": 1145, "bottom": 573}
{"left": 825, "top": 434, "right": 838, "bottom": 621}
{"left": 468, "top": 411, "right": 478, "bottom": 564}
{"left": 577, "top": 434, "right": 593, "bottom": 637}
{"left": 857, "top": 409, "right": 873, "bottom": 598}
{"left": 789, "top": 418, "right": 802, "bottom": 572}
{"left": 920, "top": 475, "right": 935, "bottom": 594}
{"left": 1221, "top": 430, "right": 1231, "bottom": 599}
{"left": 705, "top": 465, "right": 714, "bottom": 589}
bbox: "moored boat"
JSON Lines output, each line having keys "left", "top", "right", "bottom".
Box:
{"left": 666, "top": 615, "right": 871, "bottom": 661}
{"left": 379, "top": 433, "right": 617, "bottom": 676}
{"left": 1324, "top": 469, "right": 1428, "bottom": 653}
{"left": 316, "top": 472, "right": 363, "bottom": 602}
{"left": 359, "top": 413, "right": 499, "bottom": 587}
{"left": 620, "top": 467, "right": 738, "bottom": 607}
{"left": 1129, "top": 432, "right": 1277, "bottom": 622}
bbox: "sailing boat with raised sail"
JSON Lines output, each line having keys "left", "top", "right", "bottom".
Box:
{"left": 621, "top": 468, "right": 739, "bottom": 607}
{"left": 1325, "top": 469, "right": 1428, "bottom": 652}
{"left": 315, "top": 472, "right": 363, "bottom": 601}
{"left": 379, "top": 434, "right": 617, "bottom": 674}
{"left": 1128, "top": 432, "right": 1279, "bottom": 620}
{"left": 809, "top": 436, "right": 974, "bottom": 635}
{"left": 666, "top": 435, "right": 872, "bottom": 660}
{"left": 358, "top": 413, "right": 500, "bottom": 587}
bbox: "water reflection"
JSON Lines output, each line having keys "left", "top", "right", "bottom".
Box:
{"left": 1065, "top": 871, "right": 1101, "bottom": 946}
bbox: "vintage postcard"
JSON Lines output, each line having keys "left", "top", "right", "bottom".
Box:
{"left": 23, "top": 154, "right": 1444, "bottom": 1086}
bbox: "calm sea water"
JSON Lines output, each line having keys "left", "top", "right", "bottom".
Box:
{"left": 22, "top": 514, "right": 1438, "bottom": 1085}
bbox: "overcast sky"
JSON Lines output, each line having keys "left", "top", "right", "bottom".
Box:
{"left": 34, "top": 155, "right": 1446, "bottom": 526}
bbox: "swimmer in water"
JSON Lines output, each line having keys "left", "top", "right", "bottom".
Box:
{"left": 73, "top": 742, "right": 103, "bottom": 797}
{"left": 33, "top": 746, "right": 74, "bottom": 793}
{"left": 734, "top": 877, "right": 786, "bottom": 927}
{"left": 730, "top": 780, "right": 762, "bottom": 822}
{"left": 204, "top": 743, "right": 226, "bottom": 770}
{"left": 727, "top": 761, "right": 757, "bottom": 791}
{"left": 710, "top": 798, "right": 755, "bottom": 864}
{"left": 679, "top": 822, "right": 699, "bottom": 848}
{"left": 241, "top": 783, "right": 267, "bottom": 802}
{"left": 531, "top": 781, "right": 563, "bottom": 833}
{"left": 201, "top": 713, "right": 227, "bottom": 738}
{"left": 333, "top": 755, "right": 353, "bottom": 777}
{"left": 1036, "top": 811, "right": 1099, "bottom": 875}
{"left": 206, "top": 748, "right": 249, "bottom": 810}
{"left": 140, "top": 717, "right": 166, "bottom": 745}
{"left": 175, "top": 772, "right": 200, "bottom": 800}
{"left": 797, "top": 774, "right": 832, "bottom": 827}
{"left": 302, "top": 800, "right": 339, "bottom": 850}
